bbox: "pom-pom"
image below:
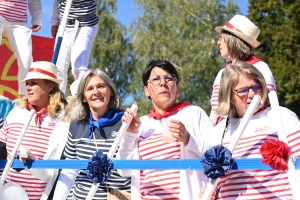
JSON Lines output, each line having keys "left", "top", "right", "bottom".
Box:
{"left": 86, "top": 150, "right": 114, "bottom": 183}
{"left": 260, "top": 139, "right": 291, "bottom": 170}
{"left": 201, "top": 145, "right": 234, "bottom": 179}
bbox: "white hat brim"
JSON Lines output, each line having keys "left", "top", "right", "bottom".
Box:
{"left": 21, "top": 72, "right": 62, "bottom": 84}
{"left": 215, "top": 26, "right": 260, "bottom": 48}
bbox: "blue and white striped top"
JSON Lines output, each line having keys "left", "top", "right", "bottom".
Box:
{"left": 65, "top": 118, "right": 131, "bottom": 200}
{"left": 54, "top": 0, "right": 99, "bottom": 28}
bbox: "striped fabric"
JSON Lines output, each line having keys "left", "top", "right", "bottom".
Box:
{"left": 214, "top": 107, "right": 300, "bottom": 199}
{"left": 0, "top": 107, "right": 62, "bottom": 200}
{"left": 0, "top": 118, "right": 4, "bottom": 128}
{"left": 0, "top": 0, "right": 27, "bottom": 22}
{"left": 65, "top": 118, "right": 130, "bottom": 200}
{"left": 57, "top": 0, "right": 99, "bottom": 28}
{"left": 210, "top": 60, "right": 276, "bottom": 122}
{"left": 138, "top": 132, "right": 181, "bottom": 199}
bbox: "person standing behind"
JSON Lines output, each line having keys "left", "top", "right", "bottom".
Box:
{"left": 51, "top": 0, "right": 99, "bottom": 93}
{"left": 53, "top": 69, "right": 131, "bottom": 200}
{"left": 0, "top": 61, "right": 67, "bottom": 200}
{"left": 210, "top": 15, "right": 276, "bottom": 124}
{"left": 0, "top": 0, "right": 42, "bottom": 97}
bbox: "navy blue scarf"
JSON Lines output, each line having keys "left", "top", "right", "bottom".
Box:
{"left": 88, "top": 109, "right": 124, "bottom": 139}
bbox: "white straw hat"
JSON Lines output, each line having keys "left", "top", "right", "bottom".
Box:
{"left": 70, "top": 79, "right": 80, "bottom": 96}
{"left": 22, "top": 61, "right": 62, "bottom": 84}
{"left": 215, "top": 15, "right": 260, "bottom": 48}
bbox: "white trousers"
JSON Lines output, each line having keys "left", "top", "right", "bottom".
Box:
{"left": 55, "top": 23, "right": 98, "bottom": 93}
{"left": 0, "top": 16, "right": 33, "bottom": 96}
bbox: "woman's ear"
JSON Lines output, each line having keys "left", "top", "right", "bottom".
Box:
{"left": 176, "top": 84, "right": 180, "bottom": 95}
{"left": 144, "top": 86, "right": 150, "bottom": 98}
{"left": 47, "top": 82, "right": 55, "bottom": 93}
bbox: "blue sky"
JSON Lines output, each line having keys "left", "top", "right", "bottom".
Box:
{"left": 31, "top": 0, "right": 248, "bottom": 38}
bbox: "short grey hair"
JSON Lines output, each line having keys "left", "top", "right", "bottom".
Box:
{"left": 71, "top": 69, "right": 121, "bottom": 120}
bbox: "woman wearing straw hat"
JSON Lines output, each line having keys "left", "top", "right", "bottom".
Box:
{"left": 28, "top": 79, "right": 80, "bottom": 200}
{"left": 0, "top": 61, "right": 67, "bottom": 200}
{"left": 201, "top": 62, "right": 300, "bottom": 199}
{"left": 210, "top": 15, "right": 276, "bottom": 124}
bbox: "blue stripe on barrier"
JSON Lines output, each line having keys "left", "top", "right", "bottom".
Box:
{"left": 0, "top": 159, "right": 298, "bottom": 170}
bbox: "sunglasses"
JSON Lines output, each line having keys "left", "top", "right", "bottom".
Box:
{"left": 233, "top": 84, "right": 262, "bottom": 96}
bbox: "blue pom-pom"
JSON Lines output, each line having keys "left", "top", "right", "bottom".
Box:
{"left": 200, "top": 145, "right": 234, "bottom": 179}
{"left": 86, "top": 150, "right": 114, "bottom": 183}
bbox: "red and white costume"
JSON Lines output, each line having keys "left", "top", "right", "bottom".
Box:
{"left": 211, "top": 106, "right": 300, "bottom": 199}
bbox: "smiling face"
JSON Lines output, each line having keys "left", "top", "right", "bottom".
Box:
{"left": 233, "top": 74, "right": 263, "bottom": 118}
{"left": 83, "top": 74, "right": 112, "bottom": 120}
{"left": 26, "top": 79, "right": 54, "bottom": 111}
{"left": 144, "top": 67, "right": 179, "bottom": 112}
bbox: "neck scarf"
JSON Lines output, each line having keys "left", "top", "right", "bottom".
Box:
{"left": 88, "top": 109, "right": 124, "bottom": 140}
{"left": 147, "top": 101, "right": 191, "bottom": 120}
{"left": 226, "top": 56, "right": 264, "bottom": 67}
{"left": 28, "top": 104, "right": 48, "bottom": 126}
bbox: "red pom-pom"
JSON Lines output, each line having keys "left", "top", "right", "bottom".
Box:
{"left": 260, "top": 139, "right": 291, "bottom": 170}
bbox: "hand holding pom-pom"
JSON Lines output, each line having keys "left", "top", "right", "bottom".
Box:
{"left": 260, "top": 139, "right": 291, "bottom": 171}
{"left": 201, "top": 145, "right": 234, "bottom": 179}
{"left": 86, "top": 150, "right": 114, "bottom": 184}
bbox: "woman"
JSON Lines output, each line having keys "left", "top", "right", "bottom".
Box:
{"left": 51, "top": 0, "right": 99, "bottom": 93}
{"left": 210, "top": 62, "right": 300, "bottom": 199}
{"left": 117, "top": 59, "right": 212, "bottom": 200}
{"left": 26, "top": 80, "right": 79, "bottom": 200}
{"left": 53, "top": 69, "right": 131, "bottom": 200}
{"left": 210, "top": 15, "right": 276, "bottom": 124}
{"left": 0, "top": 61, "right": 67, "bottom": 200}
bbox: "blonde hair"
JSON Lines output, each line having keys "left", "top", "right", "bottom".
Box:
{"left": 72, "top": 69, "right": 121, "bottom": 120}
{"left": 63, "top": 96, "right": 77, "bottom": 122}
{"left": 222, "top": 30, "right": 254, "bottom": 61}
{"left": 216, "top": 61, "right": 269, "bottom": 117}
{"left": 18, "top": 80, "right": 67, "bottom": 118}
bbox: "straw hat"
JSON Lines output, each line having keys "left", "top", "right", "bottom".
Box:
{"left": 70, "top": 79, "right": 80, "bottom": 96}
{"left": 215, "top": 15, "right": 260, "bottom": 48}
{"left": 22, "top": 61, "right": 62, "bottom": 84}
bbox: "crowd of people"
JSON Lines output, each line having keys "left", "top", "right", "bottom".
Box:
{"left": 0, "top": 0, "right": 299, "bottom": 199}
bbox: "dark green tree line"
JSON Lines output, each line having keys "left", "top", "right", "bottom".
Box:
{"left": 248, "top": 0, "right": 300, "bottom": 117}
{"left": 127, "top": 0, "right": 240, "bottom": 115}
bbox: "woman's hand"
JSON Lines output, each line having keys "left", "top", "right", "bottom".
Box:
{"left": 17, "top": 147, "right": 36, "bottom": 163}
{"left": 122, "top": 102, "right": 140, "bottom": 133}
{"left": 169, "top": 119, "right": 190, "bottom": 145}
{"left": 199, "top": 188, "right": 218, "bottom": 200}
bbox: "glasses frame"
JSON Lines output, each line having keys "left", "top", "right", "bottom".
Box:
{"left": 147, "top": 74, "right": 177, "bottom": 87}
{"left": 233, "top": 83, "right": 262, "bottom": 97}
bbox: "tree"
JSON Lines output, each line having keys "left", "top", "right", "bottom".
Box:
{"left": 248, "top": 0, "right": 300, "bottom": 117}
{"left": 88, "top": 0, "right": 134, "bottom": 105}
{"left": 127, "top": 0, "right": 240, "bottom": 115}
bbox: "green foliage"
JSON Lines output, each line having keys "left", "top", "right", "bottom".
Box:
{"left": 248, "top": 0, "right": 300, "bottom": 117}
{"left": 127, "top": 0, "right": 240, "bottom": 115}
{"left": 89, "top": 0, "right": 135, "bottom": 106}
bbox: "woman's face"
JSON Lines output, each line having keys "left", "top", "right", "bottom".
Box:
{"left": 26, "top": 79, "right": 53, "bottom": 108}
{"left": 233, "top": 75, "right": 263, "bottom": 118}
{"left": 217, "top": 33, "right": 229, "bottom": 59}
{"left": 83, "top": 75, "right": 112, "bottom": 118}
{"left": 144, "top": 67, "right": 178, "bottom": 110}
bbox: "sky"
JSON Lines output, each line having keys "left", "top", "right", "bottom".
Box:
{"left": 31, "top": 0, "right": 249, "bottom": 38}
